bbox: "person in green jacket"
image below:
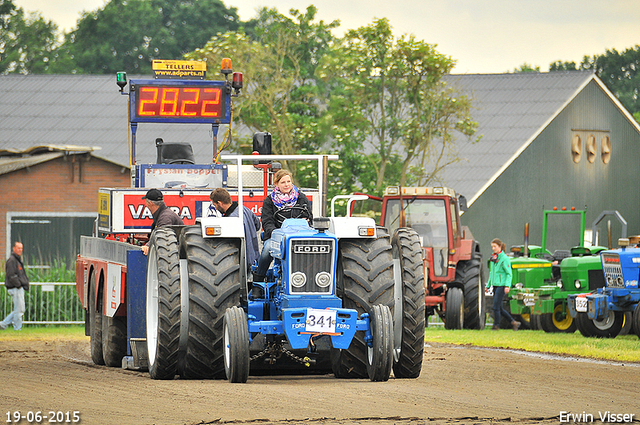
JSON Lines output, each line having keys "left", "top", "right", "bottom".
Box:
{"left": 486, "top": 238, "right": 521, "bottom": 331}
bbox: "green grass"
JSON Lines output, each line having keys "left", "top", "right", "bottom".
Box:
{"left": 424, "top": 327, "right": 640, "bottom": 363}
{"left": 0, "top": 325, "right": 86, "bottom": 342}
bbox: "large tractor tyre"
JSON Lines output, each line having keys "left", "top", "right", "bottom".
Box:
{"left": 444, "top": 287, "right": 464, "bottom": 330}
{"left": 180, "top": 226, "right": 244, "bottom": 379}
{"left": 146, "top": 228, "right": 181, "bottom": 380}
{"left": 618, "top": 311, "right": 633, "bottom": 336}
{"left": 223, "top": 306, "right": 250, "bottom": 383}
{"left": 89, "top": 272, "right": 104, "bottom": 366}
{"left": 391, "top": 228, "right": 425, "bottom": 379}
{"left": 575, "top": 310, "right": 624, "bottom": 338}
{"left": 457, "top": 252, "right": 486, "bottom": 330}
{"left": 539, "top": 302, "right": 576, "bottom": 333}
{"left": 367, "top": 304, "right": 394, "bottom": 382}
{"left": 633, "top": 303, "right": 640, "bottom": 339}
{"left": 332, "top": 234, "right": 395, "bottom": 379}
{"left": 101, "top": 314, "right": 127, "bottom": 367}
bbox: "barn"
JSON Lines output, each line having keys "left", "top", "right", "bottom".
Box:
{"left": 441, "top": 71, "right": 640, "bottom": 254}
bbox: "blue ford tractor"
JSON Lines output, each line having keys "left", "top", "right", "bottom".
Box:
{"left": 568, "top": 237, "right": 640, "bottom": 338}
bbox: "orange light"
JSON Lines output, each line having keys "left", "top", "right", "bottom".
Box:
{"left": 221, "top": 58, "right": 233, "bottom": 75}
{"left": 571, "top": 207, "right": 575, "bottom": 211}
{"left": 562, "top": 207, "right": 567, "bottom": 211}
{"left": 553, "top": 207, "right": 558, "bottom": 210}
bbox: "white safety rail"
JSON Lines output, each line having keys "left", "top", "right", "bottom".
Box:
{"left": 0, "top": 283, "right": 84, "bottom": 325}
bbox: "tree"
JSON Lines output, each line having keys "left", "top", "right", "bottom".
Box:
{"left": 549, "top": 60, "right": 577, "bottom": 71}
{"left": 0, "top": 0, "right": 59, "bottom": 74}
{"left": 317, "top": 18, "right": 478, "bottom": 194}
{"left": 580, "top": 46, "right": 640, "bottom": 117}
{"left": 512, "top": 62, "right": 540, "bottom": 73}
{"left": 186, "top": 6, "right": 338, "bottom": 186}
{"left": 51, "top": 0, "right": 241, "bottom": 74}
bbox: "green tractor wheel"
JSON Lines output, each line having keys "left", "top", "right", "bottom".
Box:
{"left": 540, "top": 301, "right": 576, "bottom": 333}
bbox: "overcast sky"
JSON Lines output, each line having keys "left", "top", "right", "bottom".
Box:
{"left": 13, "top": 0, "right": 640, "bottom": 74}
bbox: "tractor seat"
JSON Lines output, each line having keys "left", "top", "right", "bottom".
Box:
{"left": 155, "top": 138, "right": 195, "bottom": 164}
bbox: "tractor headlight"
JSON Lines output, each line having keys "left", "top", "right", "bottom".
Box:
{"left": 574, "top": 280, "right": 581, "bottom": 289}
{"left": 291, "top": 272, "right": 307, "bottom": 288}
{"left": 617, "top": 276, "right": 624, "bottom": 286}
{"left": 556, "top": 280, "right": 563, "bottom": 289}
{"left": 315, "top": 272, "right": 331, "bottom": 288}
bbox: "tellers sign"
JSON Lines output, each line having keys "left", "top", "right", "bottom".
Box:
{"left": 130, "top": 80, "right": 229, "bottom": 124}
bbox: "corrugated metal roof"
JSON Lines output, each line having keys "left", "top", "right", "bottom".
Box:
{"left": 439, "top": 71, "right": 597, "bottom": 202}
{"left": 2, "top": 71, "right": 632, "bottom": 202}
{"left": 0, "top": 74, "right": 222, "bottom": 168}
{"left": 0, "top": 145, "right": 101, "bottom": 176}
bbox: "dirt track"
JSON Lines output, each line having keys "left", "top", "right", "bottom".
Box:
{"left": 1, "top": 338, "right": 639, "bottom": 425}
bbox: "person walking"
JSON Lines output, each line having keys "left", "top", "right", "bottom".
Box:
{"left": 209, "top": 188, "right": 261, "bottom": 271}
{"left": 1, "top": 242, "right": 30, "bottom": 331}
{"left": 253, "top": 169, "right": 313, "bottom": 282}
{"left": 486, "top": 238, "right": 520, "bottom": 331}
{"left": 140, "top": 188, "right": 184, "bottom": 255}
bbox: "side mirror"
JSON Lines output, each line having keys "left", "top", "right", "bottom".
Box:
{"left": 458, "top": 194, "right": 468, "bottom": 212}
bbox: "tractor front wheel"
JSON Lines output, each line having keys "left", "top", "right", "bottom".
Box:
{"left": 223, "top": 306, "right": 250, "bottom": 383}
{"left": 575, "top": 310, "right": 623, "bottom": 338}
{"left": 540, "top": 301, "right": 576, "bottom": 333}
{"left": 366, "top": 304, "right": 393, "bottom": 382}
{"left": 633, "top": 303, "right": 640, "bottom": 339}
{"left": 444, "top": 287, "right": 464, "bottom": 329}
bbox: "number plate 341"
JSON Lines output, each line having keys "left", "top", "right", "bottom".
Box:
{"left": 306, "top": 308, "right": 336, "bottom": 333}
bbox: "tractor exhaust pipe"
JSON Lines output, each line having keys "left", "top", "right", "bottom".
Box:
{"left": 524, "top": 222, "right": 530, "bottom": 257}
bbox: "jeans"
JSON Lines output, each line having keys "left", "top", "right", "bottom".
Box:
{"left": 254, "top": 239, "right": 273, "bottom": 277}
{"left": 492, "top": 286, "right": 514, "bottom": 327}
{"left": 1, "top": 287, "right": 25, "bottom": 330}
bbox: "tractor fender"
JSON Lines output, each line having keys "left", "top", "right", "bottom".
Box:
{"left": 587, "top": 293, "right": 608, "bottom": 320}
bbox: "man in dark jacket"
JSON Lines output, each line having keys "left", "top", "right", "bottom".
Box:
{"left": 209, "top": 188, "right": 261, "bottom": 270}
{"left": 1, "top": 242, "right": 30, "bottom": 331}
{"left": 141, "top": 189, "right": 184, "bottom": 255}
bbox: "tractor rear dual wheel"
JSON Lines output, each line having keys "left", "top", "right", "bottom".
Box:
{"left": 391, "top": 228, "right": 425, "bottom": 379}
{"left": 146, "top": 228, "right": 182, "bottom": 379}
{"left": 180, "top": 226, "right": 244, "bottom": 379}
{"left": 101, "top": 313, "right": 127, "bottom": 367}
{"left": 332, "top": 233, "right": 395, "bottom": 379}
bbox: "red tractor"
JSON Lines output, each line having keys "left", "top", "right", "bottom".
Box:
{"left": 353, "top": 186, "right": 485, "bottom": 329}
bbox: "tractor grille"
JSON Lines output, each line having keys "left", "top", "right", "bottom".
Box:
{"left": 288, "top": 239, "right": 334, "bottom": 294}
{"left": 602, "top": 253, "right": 624, "bottom": 288}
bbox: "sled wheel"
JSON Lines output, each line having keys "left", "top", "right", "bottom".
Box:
{"left": 89, "top": 272, "right": 104, "bottom": 366}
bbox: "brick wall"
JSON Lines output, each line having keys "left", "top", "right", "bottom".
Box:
{"left": 1, "top": 153, "right": 130, "bottom": 260}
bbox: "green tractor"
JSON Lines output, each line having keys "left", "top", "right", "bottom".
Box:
{"left": 508, "top": 210, "right": 625, "bottom": 332}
